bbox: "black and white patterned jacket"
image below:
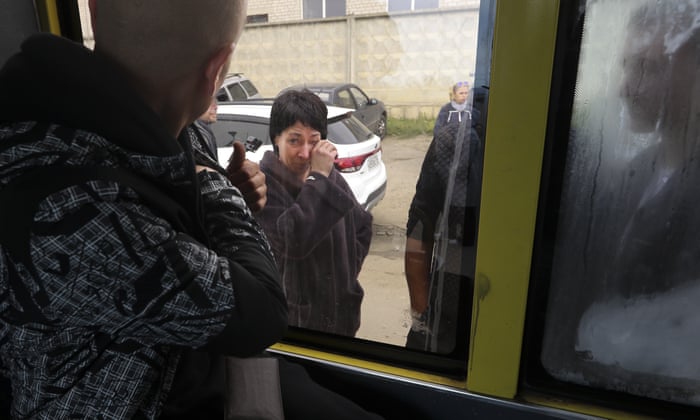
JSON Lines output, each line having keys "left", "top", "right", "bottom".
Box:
{"left": 0, "top": 34, "right": 287, "bottom": 419}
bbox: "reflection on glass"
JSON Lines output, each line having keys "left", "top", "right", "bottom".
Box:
{"left": 77, "top": 0, "right": 488, "bottom": 349}
{"left": 404, "top": 81, "right": 483, "bottom": 353}
{"left": 542, "top": 0, "right": 700, "bottom": 405}
{"left": 232, "top": 2, "right": 485, "bottom": 349}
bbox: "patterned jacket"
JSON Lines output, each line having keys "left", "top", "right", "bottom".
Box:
{"left": 0, "top": 34, "right": 287, "bottom": 419}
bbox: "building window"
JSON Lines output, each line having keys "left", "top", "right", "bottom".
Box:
{"left": 388, "top": 0, "right": 439, "bottom": 12}
{"left": 246, "top": 14, "right": 268, "bottom": 24}
{"left": 303, "top": 0, "right": 346, "bottom": 19}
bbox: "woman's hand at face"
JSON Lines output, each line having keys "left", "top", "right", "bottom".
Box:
{"left": 309, "top": 140, "right": 337, "bottom": 178}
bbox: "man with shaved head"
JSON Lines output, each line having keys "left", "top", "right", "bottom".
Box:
{"left": 0, "top": 1, "right": 289, "bottom": 418}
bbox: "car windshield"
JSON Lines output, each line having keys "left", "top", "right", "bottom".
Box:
{"left": 329, "top": 114, "right": 373, "bottom": 144}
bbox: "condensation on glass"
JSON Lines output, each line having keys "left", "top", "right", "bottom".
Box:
{"left": 542, "top": 0, "right": 700, "bottom": 406}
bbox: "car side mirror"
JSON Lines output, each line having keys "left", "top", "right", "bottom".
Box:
{"left": 244, "top": 135, "right": 263, "bottom": 152}
{"left": 368, "top": 98, "right": 378, "bottom": 105}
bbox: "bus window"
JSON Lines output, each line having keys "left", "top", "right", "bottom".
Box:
{"left": 540, "top": 0, "right": 700, "bottom": 407}
{"left": 76, "top": 0, "right": 491, "bottom": 373}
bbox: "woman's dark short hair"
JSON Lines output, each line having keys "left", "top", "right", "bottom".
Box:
{"left": 269, "top": 89, "right": 328, "bottom": 146}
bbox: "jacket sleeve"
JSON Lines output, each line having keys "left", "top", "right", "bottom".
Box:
{"left": 353, "top": 207, "right": 373, "bottom": 273}
{"left": 433, "top": 105, "right": 449, "bottom": 137}
{"left": 255, "top": 171, "right": 357, "bottom": 259}
{"left": 196, "top": 170, "right": 288, "bottom": 356}
{"left": 336, "top": 173, "right": 373, "bottom": 274}
{"left": 406, "top": 137, "right": 444, "bottom": 241}
{"left": 24, "top": 172, "right": 286, "bottom": 358}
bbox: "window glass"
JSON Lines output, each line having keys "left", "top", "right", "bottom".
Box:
{"left": 541, "top": 0, "right": 700, "bottom": 406}
{"left": 415, "top": 0, "right": 439, "bottom": 10}
{"left": 328, "top": 115, "right": 373, "bottom": 145}
{"left": 326, "top": 1, "right": 346, "bottom": 18}
{"left": 336, "top": 90, "right": 354, "bottom": 108}
{"left": 210, "top": 119, "right": 270, "bottom": 148}
{"left": 228, "top": 83, "right": 248, "bottom": 101}
{"left": 303, "top": 0, "right": 345, "bottom": 19}
{"left": 247, "top": 14, "right": 269, "bottom": 24}
{"left": 77, "top": 0, "right": 490, "bottom": 367}
{"left": 349, "top": 87, "right": 368, "bottom": 108}
{"left": 303, "top": 0, "right": 323, "bottom": 19}
{"left": 240, "top": 80, "right": 259, "bottom": 97}
{"left": 388, "top": 0, "right": 411, "bottom": 12}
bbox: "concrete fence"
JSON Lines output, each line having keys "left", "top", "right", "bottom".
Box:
{"left": 78, "top": 4, "right": 480, "bottom": 120}
{"left": 234, "top": 8, "right": 480, "bottom": 119}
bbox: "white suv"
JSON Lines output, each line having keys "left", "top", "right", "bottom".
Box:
{"left": 215, "top": 73, "right": 263, "bottom": 101}
{"left": 210, "top": 102, "right": 387, "bottom": 212}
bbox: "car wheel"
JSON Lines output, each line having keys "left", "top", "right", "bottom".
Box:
{"left": 376, "top": 115, "right": 387, "bottom": 140}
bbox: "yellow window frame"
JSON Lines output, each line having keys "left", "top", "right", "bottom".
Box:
{"left": 467, "top": 0, "right": 559, "bottom": 398}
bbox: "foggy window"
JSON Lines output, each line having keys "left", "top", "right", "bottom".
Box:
{"left": 541, "top": 0, "right": 700, "bottom": 406}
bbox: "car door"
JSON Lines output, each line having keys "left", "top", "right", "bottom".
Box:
{"left": 335, "top": 88, "right": 355, "bottom": 109}
{"left": 348, "top": 86, "right": 378, "bottom": 133}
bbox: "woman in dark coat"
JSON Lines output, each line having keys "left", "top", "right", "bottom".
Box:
{"left": 256, "top": 89, "right": 373, "bottom": 336}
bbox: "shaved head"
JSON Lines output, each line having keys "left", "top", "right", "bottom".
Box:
{"left": 92, "top": 0, "right": 245, "bottom": 84}
{"left": 89, "top": 0, "right": 247, "bottom": 134}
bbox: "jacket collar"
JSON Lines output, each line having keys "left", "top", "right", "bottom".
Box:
{"left": 260, "top": 151, "right": 306, "bottom": 195}
{"left": 0, "top": 34, "right": 181, "bottom": 157}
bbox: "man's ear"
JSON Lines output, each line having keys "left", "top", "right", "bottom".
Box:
{"left": 204, "top": 45, "right": 233, "bottom": 97}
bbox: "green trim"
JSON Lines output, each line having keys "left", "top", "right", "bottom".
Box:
{"left": 467, "top": 0, "right": 559, "bottom": 398}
